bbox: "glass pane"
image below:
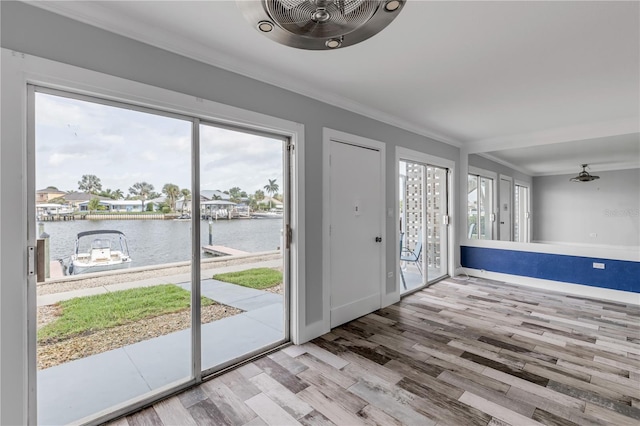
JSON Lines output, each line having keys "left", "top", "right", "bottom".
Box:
{"left": 480, "top": 177, "right": 494, "bottom": 239}
{"left": 515, "top": 185, "right": 530, "bottom": 243}
{"left": 35, "top": 92, "right": 192, "bottom": 425}
{"left": 400, "top": 161, "right": 426, "bottom": 293}
{"left": 468, "top": 174, "right": 479, "bottom": 239}
{"left": 426, "top": 166, "right": 448, "bottom": 281}
{"left": 199, "top": 124, "right": 286, "bottom": 373}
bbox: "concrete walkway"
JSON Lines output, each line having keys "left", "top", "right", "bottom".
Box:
{"left": 37, "top": 262, "right": 285, "bottom": 425}
{"left": 38, "top": 259, "right": 281, "bottom": 306}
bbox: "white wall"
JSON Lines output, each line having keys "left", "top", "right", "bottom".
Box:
{"left": 468, "top": 154, "right": 533, "bottom": 185}
{"left": 533, "top": 168, "right": 640, "bottom": 247}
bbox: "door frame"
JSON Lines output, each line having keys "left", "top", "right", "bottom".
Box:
{"left": 395, "top": 147, "right": 456, "bottom": 299}
{"left": 322, "top": 128, "right": 386, "bottom": 333}
{"left": 2, "top": 50, "right": 306, "bottom": 426}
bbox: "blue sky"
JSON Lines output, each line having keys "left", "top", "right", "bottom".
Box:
{"left": 35, "top": 92, "right": 283, "bottom": 195}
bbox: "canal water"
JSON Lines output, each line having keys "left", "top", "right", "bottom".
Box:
{"left": 42, "top": 217, "right": 283, "bottom": 269}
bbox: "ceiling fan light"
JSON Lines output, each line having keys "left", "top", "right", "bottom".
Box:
{"left": 257, "top": 20, "right": 274, "bottom": 32}
{"left": 385, "top": 0, "right": 401, "bottom": 12}
{"left": 325, "top": 38, "right": 342, "bottom": 49}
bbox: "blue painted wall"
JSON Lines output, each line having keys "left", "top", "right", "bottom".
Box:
{"left": 461, "top": 246, "right": 640, "bottom": 293}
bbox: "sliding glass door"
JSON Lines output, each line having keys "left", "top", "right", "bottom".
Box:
{"left": 30, "top": 87, "right": 291, "bottom": 425}
{"left": 399, "top": 160, "right": 449, "bottom": 294}
{"left": 198, "top": 123, "right": 288, "bottom": 374}
{"left": 34, "top": 89, "right": 194, "bottom": 425}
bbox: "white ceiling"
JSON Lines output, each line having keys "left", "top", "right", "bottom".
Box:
{"left": 485, "top": 133, "right": 640, "bottom": 176}
{"left": 30, "top": 0, "right": 640, "bottom": 171}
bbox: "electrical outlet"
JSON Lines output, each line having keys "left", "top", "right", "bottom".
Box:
{"left": 593, "top": 262, "right": 605, "bottom": 269}
{"left": 589, "top": 233, "right": 597, "bottom": 238}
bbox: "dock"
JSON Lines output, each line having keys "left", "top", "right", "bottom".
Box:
{"left": 202, "top": 245, "right": 249, "bottom": 257}
{"left": 49, "top": 260, "right": 65, "bottom": 279}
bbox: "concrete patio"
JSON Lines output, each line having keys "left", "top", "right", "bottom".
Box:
{"left": 37, "top": 264, "right": 285, "bottom": 425}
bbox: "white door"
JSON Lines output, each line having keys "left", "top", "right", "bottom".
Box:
{"left": 499, "top": 177, "right": 512, "bottom": 241}
{"left": 329, "top": 140, "right": 383, "bottom": 327}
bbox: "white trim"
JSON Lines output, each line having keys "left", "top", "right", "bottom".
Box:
{"left": 1, "top": 48, "right": 306, "bottom": 424}
{"left": 463, "top": 269, "right": 640, "bottom": 306}
{"left": 498, "top": 174, "right": 513, "bottom": 242}
{"left": 462, "top": 239, "right": 640, "bottom": 262}
{"left": 290, "top": 123, "right": 306, "bottom": 345}
{"left": 468, "top": 165, "right": 498, "bottom": 181}
{"left": 1, "top": 50, "right": 32, "bottom": 426}
{"left": 396, "top": 147, "right": 456, "bottom": 295}
{"left": 322, "top": 128, "right": 386, "bottom": 334}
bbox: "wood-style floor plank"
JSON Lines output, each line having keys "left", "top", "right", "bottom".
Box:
{"left": 115, "top": 277, "right": 640, "bottom": 426}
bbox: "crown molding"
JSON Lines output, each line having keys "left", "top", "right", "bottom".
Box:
{"left": 466, "top": 118, "right": 640, "bottom": 154}
{"left": 476, "top": 153, "right": 534, "bottom": 176}
{"left": 27, "top": 1, "right": 461, "bottom": 148}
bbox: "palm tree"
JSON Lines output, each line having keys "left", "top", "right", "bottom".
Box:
{"left": 263, "top": 179, "right": 279, "bottom": 209}
{"left": 162, "top": 183, "right": 181, "bottom": 212}
{"left": 228, "top": 186, "right": 242, "bottom": 203}
{"left": 78, "top": 174, "right": 102, "bottom": 194}
{"left": 128, "top": 181, "right": 154, "bottom": 212}
{"left": 254, "top": 189, "right": 265, "bottom": 211}
{"left": 112, "top": 189, "right": 124, "bottom": 200}
{"left": 180, "top": 188, "right": 191, "bottom": 214}
{"left": 87, "top": 197, "right": 101, "bottom": 213}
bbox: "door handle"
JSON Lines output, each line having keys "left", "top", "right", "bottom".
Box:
{"left": 375, "top": 236, "right": 382, "bottom": 243}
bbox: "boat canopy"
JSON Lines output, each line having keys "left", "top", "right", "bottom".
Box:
{"left": 76, "top": 230, "right": 126, "bottom": 239}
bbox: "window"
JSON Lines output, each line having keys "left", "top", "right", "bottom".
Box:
{"left": 514, "top": 183, "right": 531, "bottom": 242}
{"left": 468, "top": 172, "right": 494, "bottom": 240}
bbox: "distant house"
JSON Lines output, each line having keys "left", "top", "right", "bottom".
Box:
{"left": 262, "top": 196, "right": 283, "bottom": 210}
{"left": 171, "top": 189, "right": 230, "bottom": 213}
{"left": 63, "top": 192, "right": 110, "bottom": 209}
{"left": 201, "top": 190, "right": 230, "bottom": 201}
{"left": 36, "top": 186, "right": 67, "bottom": 203}
{"left": 78, "top": 199, "right": 146, "bottom": 212}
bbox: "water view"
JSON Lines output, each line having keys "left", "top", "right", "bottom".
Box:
{"left": 42, "top": 217, "right": 283, "bottom": 269}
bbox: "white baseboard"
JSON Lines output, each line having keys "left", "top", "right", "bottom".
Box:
{"left": 460, "top": 268, "right": 640, "bottom": 306}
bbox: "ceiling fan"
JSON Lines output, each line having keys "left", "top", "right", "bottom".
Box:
{"left": 237, "top": 0, "right": 405, "bottom": 50}
{"left": 569, "top": 164, "right": 600, "bottom": 182}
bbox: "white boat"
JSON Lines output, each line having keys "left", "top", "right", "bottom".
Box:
{"left": 68, "top": 230, "right": 132, "bottom": 275}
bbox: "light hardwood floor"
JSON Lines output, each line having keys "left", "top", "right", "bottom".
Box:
{"left": 108, "top": 276, "right": 640, "bottom": 425}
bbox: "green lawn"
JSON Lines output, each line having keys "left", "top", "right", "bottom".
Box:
{"left": 213, "top": 267, "right": 282, "bottom": 290}
{"left": 38, "top": 284, "right": 212, "bottom": 343}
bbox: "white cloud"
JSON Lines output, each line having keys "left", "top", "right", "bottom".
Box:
{"left": 35, "top": 93, "right": 283, "bottom": 195}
